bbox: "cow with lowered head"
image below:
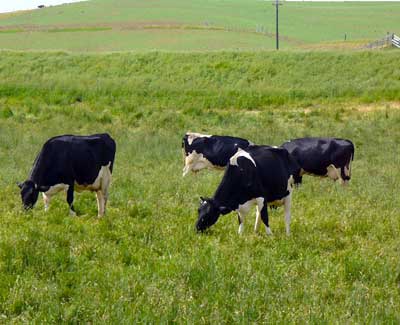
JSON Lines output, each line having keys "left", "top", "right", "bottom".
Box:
{"left": 281, "top": 137, "right": 354, "bottom": 185}
{"left": 182, "top": 132, "right": 252, "bottom": 176}
{"left": 196, "top": 146, "right": 301, "bottom": 235}
{"left": 18, "top": 133, "right": 116, "bottom": 216}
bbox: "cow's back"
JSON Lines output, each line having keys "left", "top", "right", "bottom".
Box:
{"left": 236, "top": 146, "right": 295, "bottom": 203}
{"left": 31, "top": 134, "right": 116, "bottom": 186}
{"left": 68, "top": 134, "right": 116, "bottom": 185}
{"left": 281, "top": 137, "right": 353, "bottom": 175}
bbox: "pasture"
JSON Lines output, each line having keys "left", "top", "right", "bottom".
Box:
{"left": 0, "top": 51, "right": 399, "bottom": 322}
{"left": 0, "top": 0, "right": 400, "bottom": 51}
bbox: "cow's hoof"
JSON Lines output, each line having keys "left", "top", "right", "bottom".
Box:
{"left": 69, "top": 210, "right": 77, "bottom": 216}
{"left": 266, "top": 227, "right": 273, "bottom": 236}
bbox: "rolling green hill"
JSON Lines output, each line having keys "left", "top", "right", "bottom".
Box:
{"left": 0, "top": 0, "right": 399, "bottom": 51}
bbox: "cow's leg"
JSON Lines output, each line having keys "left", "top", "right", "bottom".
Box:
{"left": 254, "top": 205, "right": 261, "bottom": 233}
{"left": 340, "top": 161, "right": 352, "bottom": 186}
{"left": 340, "top": 167, "right": 349, "bottom": 186}
{"left": 101, "top": 166, "right": 111, "bottom": 216}
{"left": 259, "top": 200, "right": 272, "bottom": 235}
{"left": 66, "top": 185, "right": 76, "bottom": 216}
{"left": 42, "top": 193, "right": 51, "bottom": 212}
{"left": 103, "top": 190, "right": 109, "bottom": 215}
{"left": 96, "top": 191, "right": 105, "bottom": 217}
{"left": 237, "top": 212, "right": 245, "bottom": 235}
{"left": 182, "top": 155, "right": 192, "bottom": 177}
{"left": 327, "top": 164, "right": 342, "bottom": 182}
{"left": 283, "top": 192, "right": 292, "bottom": 235}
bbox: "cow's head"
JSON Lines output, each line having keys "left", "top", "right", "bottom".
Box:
{"left": 182, "top": 132, "right": 213, "bottom": 176}
{"left": 196, "top": 197, "right": 230, "bottom": 232}
{"left": 17, "top": 180, "right": 39, "bottom": 210}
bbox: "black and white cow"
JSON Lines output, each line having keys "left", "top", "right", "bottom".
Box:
{"left": 196, "top": 146, "right": 301, "bottom": 235}
{"left": 18, "top": 133, "right": 116, "bottom": 216}
{"left": 280, "top": 137, "right": 354, "bottom": 185}
{"left": 182, "top": 132, "right": 252, "bottom": 176}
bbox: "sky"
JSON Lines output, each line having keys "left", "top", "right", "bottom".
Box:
{"left": 0, "top": 0, "right": 86, "bottom": 13}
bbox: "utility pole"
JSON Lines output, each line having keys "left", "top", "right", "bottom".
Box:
{"left": 273, "top": 0, "right": 283, "bottom": 50}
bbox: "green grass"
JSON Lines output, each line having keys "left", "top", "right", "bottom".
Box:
{"left": 0, "top": 51, "right": 400, "bottom": 322}
{"left": 46, "top": 27, "right": 112, "bottom": 32}
{"left": 0, "top": 29, "right": 276, "bottom": 52}
{"left": 0, "top": 0, "right": 399, "bottom": 51}
{"left": 0, "top": 51, "right": 399, "bottom": 108}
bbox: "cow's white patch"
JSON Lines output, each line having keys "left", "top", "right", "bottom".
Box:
{"left": 75, "top": 162, "right": 112, "bottom": 192}
{"left": 42, "top": 183, "right": 69, "bottom": 211}
{"left": 182, "top": 150, "right": 215, "bottom": 176}
{"left": 44, "top": 183, "right": 69, "bottom": 195}
{"left": 229, "top": 148, "right": 256, "bottom": 167}
{"left": 186, "top": 132, "right": 211, "bottom": 145}
{"left": 326, "top": 164, "right": 342, "bottom": 182}
{"left": 236, "top": 197, "right": 264, "bottom": 234}
{"left": 237, "top": 198, "right": 257, "bottom": 216}
{"left": 41, "top": 162, "right": 112, "bottom": 217}
{"left": 266, "top": 227, "right": 273, "bottom": 235}
{"left": 78, "top": 162, "right": 112, "bottom": 217}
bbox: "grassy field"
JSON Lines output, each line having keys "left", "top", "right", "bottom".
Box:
{"left": 0, "top": 51, "right": 399, "bottom": 322}
{"left": 0, "top": 0, "right": 399, "bottom": 51}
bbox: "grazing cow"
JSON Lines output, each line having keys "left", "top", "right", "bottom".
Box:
{"left": 281, "top": 137, "right": 354, "bottom": 185}
{"left": 196, "top": 146, "right": 301, "bottom": 235}
{"left": 182, "top": 132, "right": 252, "bottom": 176}
{"left": 18, "top": 133, "right": 116, "bottom": 217}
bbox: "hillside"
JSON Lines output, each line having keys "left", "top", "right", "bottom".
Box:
{"left": 0, "top": 0, "right": 399, "bottom": 51}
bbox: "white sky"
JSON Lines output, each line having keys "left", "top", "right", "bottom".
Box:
{"left": 0, "top": 0, "right": 86, "bottom": 13}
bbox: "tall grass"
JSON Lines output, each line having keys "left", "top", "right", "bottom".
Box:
{"left": 0, "top": 51, "right": 399, "bottom": 322}
{"left": 0, "top": 51, "right": 399, "bottom": 111}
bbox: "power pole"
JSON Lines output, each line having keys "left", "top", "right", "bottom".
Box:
{"left": 273, "top": 0, "right": 283, "bottom": 50}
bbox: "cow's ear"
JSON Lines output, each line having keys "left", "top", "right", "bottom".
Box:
{"left": 219, "top": 206, "right": 230, "bottom": 215}
{"left": 17, "top": 182, "right": 23, "bottom": 189}
{"left": 199, "top": 196, "right": 207, "bottom": 203}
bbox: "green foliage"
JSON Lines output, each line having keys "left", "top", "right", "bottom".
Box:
{"left": 0, "top": 51, "right": 399, "bottom": 322}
